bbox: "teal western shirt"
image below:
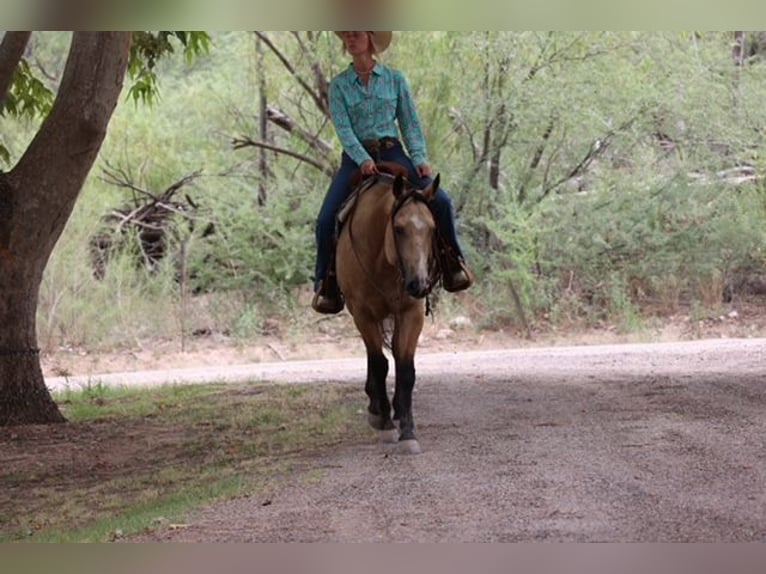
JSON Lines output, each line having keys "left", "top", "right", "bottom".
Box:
{"left": 328, "top": 62, "right": 429, "bottom": 168}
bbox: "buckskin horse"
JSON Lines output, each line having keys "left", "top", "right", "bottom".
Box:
{"left": 336, "top": 164, "right": 441, "bottom": 455}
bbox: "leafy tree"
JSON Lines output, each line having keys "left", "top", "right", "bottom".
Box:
{"left": 0, "top": 31, "right": 208, "bottom": 426}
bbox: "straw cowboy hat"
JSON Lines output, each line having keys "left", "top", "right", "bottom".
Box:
{"left": 335, "top": 31, "right": 393, "bottom": 53}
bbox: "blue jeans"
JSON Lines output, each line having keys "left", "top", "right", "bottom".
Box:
{"left": 314, "top": 141, "right": 465, "bottom": 290}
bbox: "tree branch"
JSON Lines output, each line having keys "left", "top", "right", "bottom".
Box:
{"left": 526, "top": 32, "right": 609, "bottom": 82}
{"left": 100, "top": 161, "right": 157, "bottom": 204}
{"left": 448, "top": 106, "right": 478, "bottom": 163}
{"left": 0, "top": 32, "right": 32, "bottom": 111}
{"left": 254, "top": 32, "right": 329, "bottom": 117}
{"left": 516, "top": 115, "right": 557, "bottom": 204}
{"left": 266, "top": 105, "right": 334, "bottom": 156}
{"left": 290, "top": 31, "right": 330, "bottom": 117}
{"left": 10, "top": 32, "right": 131, "bottom": 261}
{"left": 162, "top": 171, "right": 203, "bottom": 200}
{"left": 539, "top": 112, "right": 640, "bottom": 201}
{"left": 232, "top": 136, "right": 335, "bottom": 177}
{"left": 101, "top": 161, "right": 203, "bottom": 209}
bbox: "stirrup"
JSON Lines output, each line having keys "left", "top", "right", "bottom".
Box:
{"left": 311, "top": 282, "right": 345, "bottom": 314}
{"left": 442, "top": 259, "right": 474, "bottom": 293}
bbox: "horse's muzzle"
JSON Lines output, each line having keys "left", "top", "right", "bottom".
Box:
{"left": 405, "top": 278, "right": 430, "bottom": 299}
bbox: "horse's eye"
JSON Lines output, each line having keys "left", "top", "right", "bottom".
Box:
{"left": 393, "top": 225, "right": 405, "bottom": 236}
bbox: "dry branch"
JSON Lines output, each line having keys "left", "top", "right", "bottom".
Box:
{"left": 266, "top": 105, "right": 334, "bottom": 156}
{"left": 232, "top": 135, "right": 335, "bottom": 177}
{"left": 254, "top": 31, "right": 329, "bottom": 117}
{"left": 91, "top": 167, "right": 210, "bottom": 278}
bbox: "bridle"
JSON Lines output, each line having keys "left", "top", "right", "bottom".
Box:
{"left": 390, "top": 188, "right": 440, "bottom": 296}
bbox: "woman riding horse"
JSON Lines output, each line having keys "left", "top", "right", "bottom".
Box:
{"left": 312, "top": 31, "right": 473, "bottom": 314}
{"left": 335, "top": 172, "right": 441, "bottom": 453}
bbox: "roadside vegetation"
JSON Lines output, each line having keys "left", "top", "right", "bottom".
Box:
{"left": 6, "top": 31, "right": 763, "bottom": 354}
{"left": 0, "top": 381, "right": 367, "bottom": 542}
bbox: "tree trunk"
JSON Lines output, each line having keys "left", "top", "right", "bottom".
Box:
{"left": 0, "top": 32, "right": 130, "bottom": 425}
{"left": 0, "top": 248, "right": 64, "bottom": 423}
{"left": 256, "top": 35, "right": 268, "bottom": 207}
{"left": 733, "top": 31, "right": 746, "bottom": 66}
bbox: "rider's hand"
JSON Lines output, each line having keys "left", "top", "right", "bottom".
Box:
{"left": 361, "top": 160, "right": 379, "bottom": 176}
{"left": 416, "top": 163, "right": 432, "bottom": 178}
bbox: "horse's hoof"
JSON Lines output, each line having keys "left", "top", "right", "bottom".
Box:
{"left": 367, "top": 413, "right": 395, "bottom": 431}
{"left": 379, "top": 429, "right": 399, "bottom": 444}
{"left": 397, "top": 439, "right": 422, "bottom": 455}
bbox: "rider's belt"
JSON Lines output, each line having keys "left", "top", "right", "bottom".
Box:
{"left": 361, "top": 137, "right": 400, "bottom": 156}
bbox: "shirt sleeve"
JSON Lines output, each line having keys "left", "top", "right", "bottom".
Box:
{"left": 395, "top": 71, "right": 428, "bottom": 167}
{"left": 328, "top": 78, "right": 372, "bottom": 167}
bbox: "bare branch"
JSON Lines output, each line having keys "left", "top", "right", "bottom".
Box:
{"left": 33, "top": 56, "right": 58, "bottom": 82}
{"left": 527, "top": 32, "right": 609, "bottom": 81}
{"left": 290, "top": 31, "right": 330, "bottom": 115}
{"left": 100, "top": 162, "right": 158, "bottom": 204}
{"left": 101, "top": 161, "right": 203, "bottom": 210}
{"left": 232, "top": 135, "right": 335, "bottom": 177}
{"left": 539, "top": 112, "right": 641, "bottom": 200}
{"left": 162, "top": 171, "right": 203, "bottom": 199}
{"left": 516, "top": 115, "right": 557, "bottom": 204}
{"left": 529, "top": 117, "right": 557, "bottom": 171}
{"left": 448, "top": 107, "right": 478, "bottom": 163}
{"left": 109, "top": 205, "right": 147, "bottom": 233}
{"left": 266, "top": 105, "right": 334, "bottom": 156}
{"left": 254, "top": 31, "right": 329, "bottom": 117}
{"left": 290, "top": 31, "right": 309, "bottom": 55}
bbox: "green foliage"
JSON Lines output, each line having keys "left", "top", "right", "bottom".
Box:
{"left": 1, "top": 59, "right": 54, "bottom": 119}
{"left": 187, "top": 173, "right": 318, "bottom": 295}
{"left": 0, "top": 58, "right": 55, "bottom": 162}
{"left": 127, "top": 32, "right": 211, "bottom": 105}
{"left": 0, "top": 32, "right": 211, "bottom": 165}
{"left": 534, "top": 177, "right": 766, "bottom": 324}
{"left": 19, "top": 31, "right": 766, "bottom": 348}
{"left": 471, "top": 193, "right": 539, "bottom": 329}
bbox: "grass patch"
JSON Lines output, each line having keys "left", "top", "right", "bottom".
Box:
{"left": 0, "top": 381, "right": 367, "bottom": 542}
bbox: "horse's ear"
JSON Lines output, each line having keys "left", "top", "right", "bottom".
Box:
{"left": 393, "top": 174, "right": 405, "bottom": 198}
{"left": 423, "top": 174, "right": 440, "bottom": 202}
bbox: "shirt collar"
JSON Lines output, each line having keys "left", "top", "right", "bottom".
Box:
{"left": 346, "top": 61, "right": 382, "bottom": 85}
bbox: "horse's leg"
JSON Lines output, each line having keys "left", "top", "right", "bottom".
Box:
{"left": 391, "top": 308, "right": 425, "bottom": 454}
{"left": 352, "top": 313, "right": 395, "bottom": 434}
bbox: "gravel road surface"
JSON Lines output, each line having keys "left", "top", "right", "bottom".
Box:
{"left": 79, "top": 337, "right": 766, "bottom": 542}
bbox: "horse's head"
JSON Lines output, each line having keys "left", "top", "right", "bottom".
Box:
{"left": 384, "top": 174, "right": 440, "bottom": 299}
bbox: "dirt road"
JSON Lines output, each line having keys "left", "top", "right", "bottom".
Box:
{"left": 102, "top": 338, "right": 766, "bottom": 542}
